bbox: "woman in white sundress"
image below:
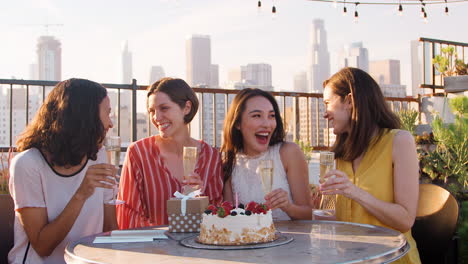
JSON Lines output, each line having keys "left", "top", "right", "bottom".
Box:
{"left": 221, "top": 88, "right": 312, "bottom": 220}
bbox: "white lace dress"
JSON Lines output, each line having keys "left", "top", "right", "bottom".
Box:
{"left": 231, "top": 143, "right": 292, "bottom": 220}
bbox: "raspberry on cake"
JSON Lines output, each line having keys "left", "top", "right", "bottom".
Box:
{"left": 198, "top": 201, "right": 276, "bottom": 245}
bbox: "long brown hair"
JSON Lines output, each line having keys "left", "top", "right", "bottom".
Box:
{"left": 147, "top": 77, "right": 199, "bottom": 123}
{"left": 220, "top": 88, "right": 285, "bottom": 181}
{"left": 323, "top": 67, "right": 400, "bottom": 161}
{"left": 16, "top": 78, "right": 108, "bottom": 166}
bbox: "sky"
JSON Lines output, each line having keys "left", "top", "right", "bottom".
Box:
{"left": 1, "top": 0, "right": 468, "bottom": 93}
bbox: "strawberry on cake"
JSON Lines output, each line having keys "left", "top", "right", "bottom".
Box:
{"left": 198, "top": 201, "right": 276, "bottom": 245}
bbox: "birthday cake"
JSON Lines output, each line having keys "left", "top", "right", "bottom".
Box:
{"left": 198, "top": 201, "right": 276, "bottom": 245}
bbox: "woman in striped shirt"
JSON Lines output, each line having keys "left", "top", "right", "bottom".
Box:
{"left": 116, "top": 78, "right": 223, "bottom": 229}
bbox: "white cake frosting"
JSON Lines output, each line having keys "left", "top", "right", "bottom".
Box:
{"left": 198, "top": 207, "right": 276, "bottom": 245}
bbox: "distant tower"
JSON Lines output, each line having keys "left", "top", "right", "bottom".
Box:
{"left": 37, "top": 36, "right": 61, "bottom": 81}
{"left": 294, "top": 71, "right": 308, "bottom": 93}
{"left": 149, "top": 66, "right": 165, "bottom": 84}
{"left": 210, "top": 64, "right": 219, "bottom": 88}
{"left": 338, "top": 42, "right": 369, "bottom": 72}
{"left": 186, "top": 35, "right": 211, "bottom": 87}
{"left": 240, "top": 63, "right": 273, "bottom": 90}
{"left": 308, "top": 19, "right": 330, "bottom": 93}
{"left": 369, "top": 59, "right": 406, "bottom": 98}
{"left": 122, "top": 41, "right": 133, "bottom": 84}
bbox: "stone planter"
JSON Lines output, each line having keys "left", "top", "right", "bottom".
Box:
{"left": 444, "top": 76, "right": 468, "bottom": 93}
{"left": 0, "top": 194, "right": 14, "bottom": 263}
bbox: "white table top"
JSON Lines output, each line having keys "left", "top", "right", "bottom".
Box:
{"left": 65, "top": 220, "right": 409, "bottom": 264}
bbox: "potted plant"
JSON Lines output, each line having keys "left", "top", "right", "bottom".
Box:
{"left": 433, "top": 46, "right": 468, "bottom": 93}
{"left": 418, "top": 96, "right": 467, "bottom": 200}
{"left": 397, "top": 109, "right": 419, "bottom": 136}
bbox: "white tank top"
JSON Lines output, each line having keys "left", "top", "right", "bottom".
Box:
{"left": 231, "top": 143, "right": 292, "bottom": 220}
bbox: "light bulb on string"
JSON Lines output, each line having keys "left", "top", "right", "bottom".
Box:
{"left": 421, "top": 7, "right": 426, "bottom": 18}
{"left": 398, "top": 3, "right": 403, "bottom": 16}
{"left": 272, "top": 5, "right": 277, "bottom": 19}
{"left": 258, "top": 0, "right": 261, "bottom": 8}
{"left": 354, "top": 2, "right": 359, "bottom": 23}
{"left": 423, "top": 12, "right": 428, "bottom": 23}
{"left": 445, "top": 0, "right": 449, "bottom": 15}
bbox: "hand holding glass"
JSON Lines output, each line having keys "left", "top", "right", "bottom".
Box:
{"left": 259, "top": 159, "right": 274, "bottom": 194}
{"left": 182, "top": 146, "right": 198, "bottom": 195}
{"left": 104, "top": 136, "right": 125, "bottom": 205}
{"left": 313, "top": 151, "right": 336, "bottom": 220}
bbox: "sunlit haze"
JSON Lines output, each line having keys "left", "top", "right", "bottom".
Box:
{"left": 1, "top": 0, "right": 467, "bottom": 92}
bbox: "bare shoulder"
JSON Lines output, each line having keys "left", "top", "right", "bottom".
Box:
{"left": 392, "top": 130, "right": 416, "bottom": 155}
{"left": 279, "top": 141, "right": 303, "bottom": 156}
{"left": 393, "top": 130, "right": 415, "bottom": 147}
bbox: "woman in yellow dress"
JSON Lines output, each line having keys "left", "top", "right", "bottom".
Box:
{"left": 319, "top": 67, "right": 421, "bottom": 264}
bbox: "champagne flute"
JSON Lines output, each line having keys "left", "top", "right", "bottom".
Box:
{"left": 313, "top": 151, "right": 336, "bottom": 220}
{"left": 259, "top": 159, "right": 274, "bottom": 194}
{"left": 182, "top": 146, "right": 198, "bottom": 195}
{"left": 104, "top": 136, "right": 125, "bottom": 205}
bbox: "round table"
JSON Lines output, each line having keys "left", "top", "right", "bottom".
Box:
{"left": 65, "top": 220, "right": 409, "bottom": 264}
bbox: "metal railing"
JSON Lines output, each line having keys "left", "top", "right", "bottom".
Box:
{"left": 419, "top": 37, "right": 468, "bottom": 94}
{"left": 0, "top": 79, "right": 420, "bottom": 152}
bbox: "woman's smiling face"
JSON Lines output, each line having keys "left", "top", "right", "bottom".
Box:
{"left": 238, "top": 96, "right": 277, "bottom": 156}
{"left": 323, "top": 85, "right": 352, "bottom": 135}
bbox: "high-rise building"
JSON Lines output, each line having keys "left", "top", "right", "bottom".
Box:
{"left": 411, "top": 40, "right": 423, "bottom": 97}
{"left": 293, "top": 72, "right": 308, "bottom": 93}
{"left": 370, "top": 60, "right": 401, "bottom": 85}
{"left": 186, "top": 35, "right": 211, "bottom": 87}
{"left": 122, "top": 41, "right": 133, "bottom": 84}
{"left": 338, "top": 42, "right": 369, "bottom": 72}
{"left": 240, "top": 63, "right": 273, "bottom": 91}
{"left": 37, "top": 36, "right": 61, "bottom": 81}
{"left": 210, "top": 64, "right": 219, "bottom": 88}
{"left": 149, "top": 66, "right": 165, "bottom": 84}
{"left": 370, "top": 59, "right": 406, "bottom": 98}
{"left": 308, "top": 19, "right": 330, "bottom": 93}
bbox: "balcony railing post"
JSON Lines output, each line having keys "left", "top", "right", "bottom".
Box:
{"left": 131, "top": 79, "right": 137, "bottom": 143}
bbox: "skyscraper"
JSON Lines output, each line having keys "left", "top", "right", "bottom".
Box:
{"left": 122, "top": 41, "right": 133, "bottom": 84}
{"left": 338, "top": 42, "right": 369, "bottom": 72}
{"left": 149, "top": 66, "right": 165, "bottom": 84}
{"left": 37, "top": 36, "right": 61, "bottom": 81}
{"left": 186, "top": 35, "right": 211, "bottom": 87}
{"left": 370, "top": 59, "right": 406, "bottom": 98}
{"left": 308, "top": 19, "right": 330, "bottom": 93}
{"left": 240, "top": 63, "right": 273, "bottom": 90}
{"left": 210, "top": 64, "right": 219, "bottom": 88}
{"left": 293, "top": 71, "right": 308, "bottom": 93}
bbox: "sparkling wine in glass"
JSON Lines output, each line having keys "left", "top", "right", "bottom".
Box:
{"left": 104, "top": 136, "right": 124, "bottom": 205}
{"left": 182, "top": 146, "right": 198, "bottom": 194}
{"left": 259, "top": 159, "right": 274, "bottom": 194}
{"left": 313, "top": 151, "right": 336, "bottom": 220}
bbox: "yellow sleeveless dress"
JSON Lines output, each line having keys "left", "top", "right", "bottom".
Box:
{"left": 335, "top": 129, "right": 421, "bottom": 264}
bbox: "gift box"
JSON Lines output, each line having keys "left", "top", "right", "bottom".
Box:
{"left": 167, "top": 195, "right": 209, "bottom": 233}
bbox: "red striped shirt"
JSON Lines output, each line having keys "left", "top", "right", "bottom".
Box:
{"left": 116, "top": 137, "right": 223, "bottom": 229}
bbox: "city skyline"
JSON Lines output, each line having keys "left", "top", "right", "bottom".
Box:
{"left": 1, "top": 0, "right": 468, "bottom": 93}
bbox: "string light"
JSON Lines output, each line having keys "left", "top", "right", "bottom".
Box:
{"left": 398, "top": 0, "right": 403, "bottom": 16}
{"left": 420, "top": 1, "right": 426, "bottom": 18}
{"left": 258, "top": 0, "right": 262, "bottom": 8}
{"left": 304, "top": 0, "right": 467, "bottom": 20}
{"left": 354, "top": 2, "right": 359, "bottom": 23}
{"left": 423, "top": 11, "right": 428, "bottom": 23}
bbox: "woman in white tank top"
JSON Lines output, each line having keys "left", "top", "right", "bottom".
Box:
{"left": 221, "top": 88, "right": 312, "bottom": 220}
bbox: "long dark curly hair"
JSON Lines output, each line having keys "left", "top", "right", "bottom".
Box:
{"left": 16, "top": 78, "right": 108, "bottom": 166}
